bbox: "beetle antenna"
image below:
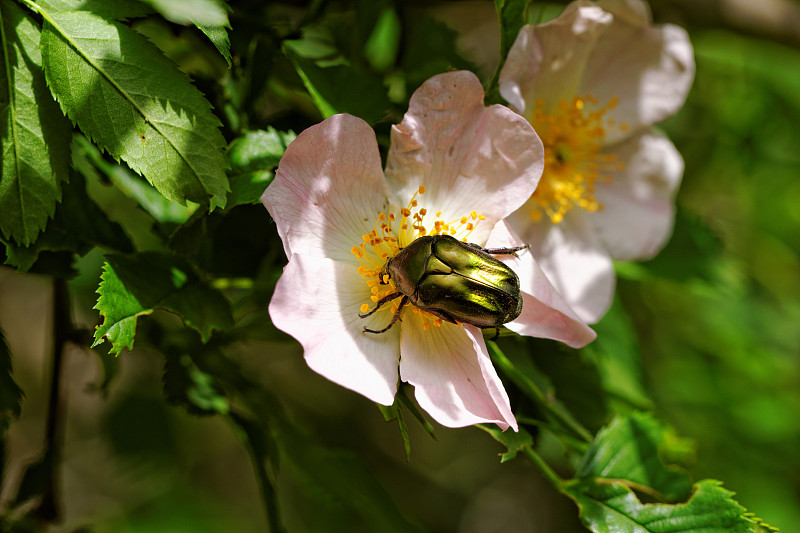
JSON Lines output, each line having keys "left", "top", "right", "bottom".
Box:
{"left": 364, "top": 296, "right": 409, "bottom": 334}
{"left": 359, "top": 291, "right": 404, "bottom": 318}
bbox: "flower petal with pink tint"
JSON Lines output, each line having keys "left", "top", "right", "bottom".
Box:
{"left": 510, "top": 209, "right": 615, "bottom": 324}
{"left": 486, "top": 221, "right": 596, "bottom": 346}
{"left": 399, "top": 322, "right": 517, "bottom": 431}
{"left": 385, "top": 71, "right": 544, "bottom": 245}
{"left": 262, "top": 114, "right": 390, "bottom": 262}
{"left": 499, "top": 3, "right": 613, "bottom": 119}
{"left": 593, "top": 130, "right": 684, "bottom": 260}
{"left": 269, "top": 254, "right": 400, "bottom": 405}
{"left": 579, "top": 7, "right": 695, "bottom": 143}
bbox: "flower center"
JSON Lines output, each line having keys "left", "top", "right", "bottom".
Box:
{"left": 529, "top": 95, "right": 625, "bottom": 224}
{"left": 350, "top": 186, "right": 486, "bottom": 331}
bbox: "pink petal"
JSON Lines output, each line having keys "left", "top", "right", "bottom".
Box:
{"left": 399, "top": 322, "right": 517, "bottom": 431}
{"left": 269, "top": 254, "right": 400, "bottom": 405}
{"left": 487, "top": 221, "right": 596, "bottom": 347}
{"left": 261, "top": 114, "right": 389, "bottom": 262}
{"left": 508, "top": 209, "right": 615, "bottom": 324}
{"left": 499, "top": 3, "right": 614, "bottom": 118}
{"left": 579, "top": 4, "right": 695, "bottom": 144}
{"left": 593, "top": 130, "right": 684, "bottom": 260}
{"left": 385, "top": 70, "right": 544, "bottom": 245}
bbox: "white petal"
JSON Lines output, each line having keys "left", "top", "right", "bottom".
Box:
{"left": 487, "top": 221, "right": 596, "bottom": 347}
{"left": 593, "top": 130, "right": 684, "bottom": 260}
{"left": 269, "top": 254, "right": 400, "bottom": 405}
{"left": 261, "top": 114, "right": 390, "bottom": 262}
{"left": 596, "top": 0, "right": 651, "bottom": 26}
{"left": 509, "top": 209, "right": 615, "bottom": 324}
{"left": 499, "top": 3, "right": 613, "bottom": 118}
{"left": 399, "top": 321, "right": 517, "bottom": 431}
{"left": 385, "top": 70, "right": 544, "bottom": 245}
{"left": 580, "top": 7, "right": 695, "bottom": 143}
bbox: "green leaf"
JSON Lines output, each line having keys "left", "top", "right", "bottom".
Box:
{"left": 163, "top": 352, "right": 229, "bottom": 416}
{"left": 578, "top": 412, "right": 693, "bottom": 502}
{"left": 364, "top": 7, "right": 400, "bottom": 72}
{"left": 196, "top": 22, "right": 231, "bottom": 67}
{"left": 285, "top": 46, "right": 389, "bottom": 124}
{"left": 142, "top": 0, "right": 233, "bottom": 66}
{"left": 225, "top": 128, "right": 295, "bottom": 207}
{"left": 39, "top": 9, "right": 229, "bottom": 209}
{"left": 378, "top": 400, "right": 412, "bottom": 460}
{"left": 93, "top": 252, "right": 234, "bottom": 355}
{"left": 228, "top": 128, "right": 295, "bottom": 174}
{"left": 3, "top": 170, "right": 134, "bottom": 272}
{"left": 37, "top": 0, "right": 153, "bottom": 19}
{"left": 480, "top": 424, "right": 534, "bottom": 463}
{"left": 564, "top": 479, "right": 771, "bottom": 533}
{"left": 0, "top": 0, "right": 71, "bottom": 245}
{"left": 495, "top": 0, "right": 530, "bottom": 59}
{"left": 402, "top": 17, "right": 476, "bottom": 92}
{"left": 142, "top": 0, "right": 228, "bottom": 27}
{"left": 73, "top": 134, "right": 196, "bottom": 224}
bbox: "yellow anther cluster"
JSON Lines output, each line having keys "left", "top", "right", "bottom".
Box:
{"left": 349, "top": 185, "right": 486, "bottom": 332}
{"left": 530, "top": 95, "right": 626, "bottom": 224}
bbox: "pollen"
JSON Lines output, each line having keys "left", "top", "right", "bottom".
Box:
{"left": 529, "top": 95, "right": 624, "bottom": 224}
{"left": 350, "top": 184, "right": 488, "bottom": 333}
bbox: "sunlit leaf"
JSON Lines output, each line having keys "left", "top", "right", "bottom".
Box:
{"left": 142, "top": 0, "right": 228, "bottom": 27}
{"left": 564, "top": 479, "right": 774, "bottom": 533}
{"left": 577, "top": 412, "right": 693, "bottom": 502}
{"left": 0, "top": 0, "right": 71, "bottom": 245}
{"left": 39, "top": 9, "right": 229, "bottom": 209}
{"left": 93, "top": 252, "right": 234, "bottom": 355}
{"left": 37, "top": 0, "right": 152, "bottom": 19}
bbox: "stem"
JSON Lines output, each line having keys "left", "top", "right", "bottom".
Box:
{"left": 227, "top": 413, "right": 286, "bottom": 533}
{"left": 522, "top": 446, "right": 564, "bottom": 489}
{"left": 487, "top": 340, "right": 593, "bottom": 444}
{"left": 33, "top": 278, "right": 70, "bottom": 523}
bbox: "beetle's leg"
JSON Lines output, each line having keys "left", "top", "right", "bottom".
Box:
{"left": 359, "top": 291, "right": 404, "bottom": 318}
{"left": 488, "top": 327, "right": 501, "bottom": 341}
{"left": 482, "top": 244, "right": 529, "bottom": 257}
{"left": 363, "top": 295, "right": 409, "bottom": 334}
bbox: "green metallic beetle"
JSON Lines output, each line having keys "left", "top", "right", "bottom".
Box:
{"left": 359, "top": 234, "right": 526, "bottom": 335}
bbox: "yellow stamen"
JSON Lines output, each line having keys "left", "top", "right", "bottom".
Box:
{"left": 529, "top": 95, "right": 624, "bottom": 224}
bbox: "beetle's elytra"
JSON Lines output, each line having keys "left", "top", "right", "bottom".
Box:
{"left": 359, "top": 234, "right": 526, "bottom": 335}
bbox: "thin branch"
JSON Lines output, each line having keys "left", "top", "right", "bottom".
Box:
{"left": 32, "top": 277, "right": 70, "bottom": 523}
